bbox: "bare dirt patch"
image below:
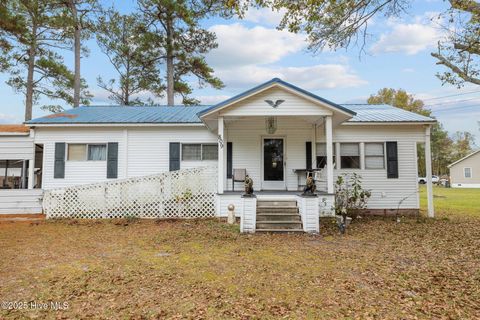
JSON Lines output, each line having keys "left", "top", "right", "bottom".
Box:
{"left": 0, "top": 217, "right": 479, "bottom": 319}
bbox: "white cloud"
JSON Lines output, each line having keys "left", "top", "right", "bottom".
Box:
{"left": 207, "top": 23, "right": 306, "bottom": 68}
{"left": 206, "top": 23, "right": 367, "bottom": 91}
{"left": 216, "top": 64, "right": 367, "bottom": 90}
{"left": 0, "top": 113, "right": 20, "bottom": 124}
{"left": 402, "top": 68, "right": 415, "bottom": 73}
{"left": 371, "top": 15, "right": 445, "bottom": 55}
{"left": 243, "top": 7, "right": 286, "bottom": 26}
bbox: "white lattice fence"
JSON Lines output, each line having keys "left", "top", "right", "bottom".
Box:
{"left": 43, "top": 166, "right": 218, "bottom": 219}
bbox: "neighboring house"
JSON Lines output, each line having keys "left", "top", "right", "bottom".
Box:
{"left": 448, "top": 150, "right": 480, "bottom": 188}
{"left": 22, "top": 78, "right": 436, "bottom": 224}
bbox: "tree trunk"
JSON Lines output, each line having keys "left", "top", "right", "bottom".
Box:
{"left": 68, "top": 0, "right": 81, "bottom": 108}
{"left": 165, "top": 15, "right": 174, "bottom": 106}
{"left": 25, "top": 25, "right": 37, "bottom": 121}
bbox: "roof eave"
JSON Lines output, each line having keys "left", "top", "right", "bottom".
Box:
{"left": 447, "top": 149, "right": 480, "bottom": 167}
{"left": 26, "top": 122, "right": 205, "bottom": 127}
{"left": 344, "top": 120, "right": 437, "bottom": 125}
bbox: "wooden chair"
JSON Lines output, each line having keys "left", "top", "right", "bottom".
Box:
{"left": 232, "top": 169, "right": 246, "bottom": 191}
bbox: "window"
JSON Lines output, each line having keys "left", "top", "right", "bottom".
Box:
{"left": 202, "top": 144, "right": 218, "bottom": 160}
{"left": 67, "top": 143, "right": 107, "bottom": 161}
{"left": 182, "top": 144, "right": 218, "bottom": 161}
{"left": 464, "top": 167, "right": 472, "bottom": 178}
{"left": 182, "top": 144, "right": 202, "bottom": 160}
{"left": 340, "top": 143, "right": 360, "bottom": 169}
{"left": 316, "top": 143, "right": 335, "bottom": 168}
{"left": 88, "top": 144, "right": 107, "bottom": 161}
{"left": 365, "top": 143, "right": 385, "bottom": 169}
{"left": 67, "top": 144, "right": 86, "bottom": 161}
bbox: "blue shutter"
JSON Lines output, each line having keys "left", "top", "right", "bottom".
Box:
{"left": 107, "top": 142, "right": 118, "bottom": 179}
{"left": 169, "top": 142, "right": 180, "bottom": 171}
{"left": 386, "top": 141, "right": 398, "bottom": 178}
{"left": 54, "top": 143, "right": 65, "bottom": 179}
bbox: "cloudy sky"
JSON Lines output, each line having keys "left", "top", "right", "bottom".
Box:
{"left": 0, "top": 0, "right": 479, "bottom": 143}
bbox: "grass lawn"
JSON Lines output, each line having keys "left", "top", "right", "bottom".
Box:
{"left": 420, "top": 185, "right": 480, "bottom": 217}
{"left": 1, "top": 187, "right": 479, "bottom": 319}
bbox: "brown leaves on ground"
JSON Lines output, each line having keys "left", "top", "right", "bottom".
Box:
{"left": 0, "top": 216, "right": 479, "bottom": 319}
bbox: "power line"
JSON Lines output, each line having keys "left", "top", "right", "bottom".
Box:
{"left": 420, "top": 89, "right": 480, "bottom": 102}
{"left": 426, "top": 96, "right": 480, "bottom": 107}
{"left": 433, "top": 104, "right": 480, "bottom": 113}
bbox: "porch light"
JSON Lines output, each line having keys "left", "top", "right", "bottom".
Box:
{"left": 265, "top": 116, "right": 277, "bottom": 134}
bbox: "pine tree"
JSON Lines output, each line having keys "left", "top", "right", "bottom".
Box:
{"left": 96, "top": 9, "right": 164, "bottom": 105}
{"left": 61, "top": 0, "right": 98, "bottom": 108}
{"left": 138, "top": 0, "right": 230, "bottom": 105}
{"left": 0, "top": 0, "right": 90, "bottom": 120}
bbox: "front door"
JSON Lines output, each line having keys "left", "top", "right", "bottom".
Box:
{"left": 262, "top": 138, "right": 285, "bottom": 190}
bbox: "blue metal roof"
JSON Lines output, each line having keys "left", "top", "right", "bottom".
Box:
{"left": 26, "top": 100, "right": 435, "bottom": 126}
{"left": 27, "top": 106, "right": 211, "bottom": 124}
{"left": 198, "top": 78, "right": 357, "bottom": 117}
{"left": 343, "top": 104, "right": 436, "bottom": 123}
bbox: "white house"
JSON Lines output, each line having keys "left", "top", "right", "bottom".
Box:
{"left": 448, "top": 150, "right": 480, "bottom": 188}
{"left": 21, "top": 78, "right": 436, "bottom": 231}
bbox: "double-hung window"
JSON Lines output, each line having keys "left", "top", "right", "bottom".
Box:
{"left": 464, "top": 167, "right": 472, "bottom": 178}
{"left": 182, "top": 144, "right": 218, "bottom": 161}
{"left": 316, "top": 143, "right": 335, "bottom": 168}
{"left": 365, "top": 143, "right": 385, "bottom": 169}
{"left": 340, "top": 143, "right": 360, "bottom": 169}
{"left": 67, "top": 144, "right": 107, "bottom": 161}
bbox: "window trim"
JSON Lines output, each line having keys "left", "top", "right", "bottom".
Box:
{"left": 339, "top": 142, "right": 361, "bottom": 170}
{"left": 464, "top": 167, "right": 472, "bottom": 178}
{"left": 315, "top": 142, "right": 336, "bottom": 169}
{"left": 66, "top": 143, "right": 107, "bottom": 162}
{"left": 364, "top": 142, "right": 386, "bottom": 170}
{"left": 181, "top": 143, "right": 218, "bottom": 161}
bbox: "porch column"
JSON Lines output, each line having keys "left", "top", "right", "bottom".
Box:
{"left": 425, "top": 125, "right": 434, "bottom": 217}
{"left": 311, "top": 124, "right": 317, "bottom": 169}
{"left": 28, "top": 157, "right": 35, "bottom": 189}
{"left": 325, "top": 116, "right": 334, "bottom": 194}
{"left": 21, "top": 160, "right": 27, "bottom": 189}
{"left": 217, "top": 116, "right": 224, "bottom": 194}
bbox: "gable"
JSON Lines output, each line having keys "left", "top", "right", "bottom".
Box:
{"left": 448, "top": 150, "right": 480, "bottom": 168}
{"left": 219, "top": 86, "right": 335, "bottom": 117}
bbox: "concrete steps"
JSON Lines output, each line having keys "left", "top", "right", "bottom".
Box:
{"left": 256, "top": 199, "right": 303, "bottom": 232}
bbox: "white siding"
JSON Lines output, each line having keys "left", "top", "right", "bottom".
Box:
{"left": 0, "top": 189, "right": 43, "bottom": 214}
{"left": 0, "top": 135, "right": 34, "bottom": 160}
{"left": 240, "top": 196, "right": 256, "bottom": 233}
{"left": 297, "top": 195, "right": 319, "bottom": 232}
{"left": 126, "top": 127, "right": 217, "bottom": 177}
{"left": 316, "top": 125, "right": 424, "bottom": 209}
{"left": 34, "top": 122, "right": 425, "bottom": 210}
{"left": 220, "top": 86, "right": 333, "bottom": 117}
{"left": 35, "top": 128, "right": 126, "bottom": 189}
{"left": 35, "top": 126, "right": 217, "bottom": 190}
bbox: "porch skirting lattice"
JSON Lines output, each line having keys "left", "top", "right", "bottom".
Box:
{"left": 43, "top": 166, "right": 218, "bottom": 219}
